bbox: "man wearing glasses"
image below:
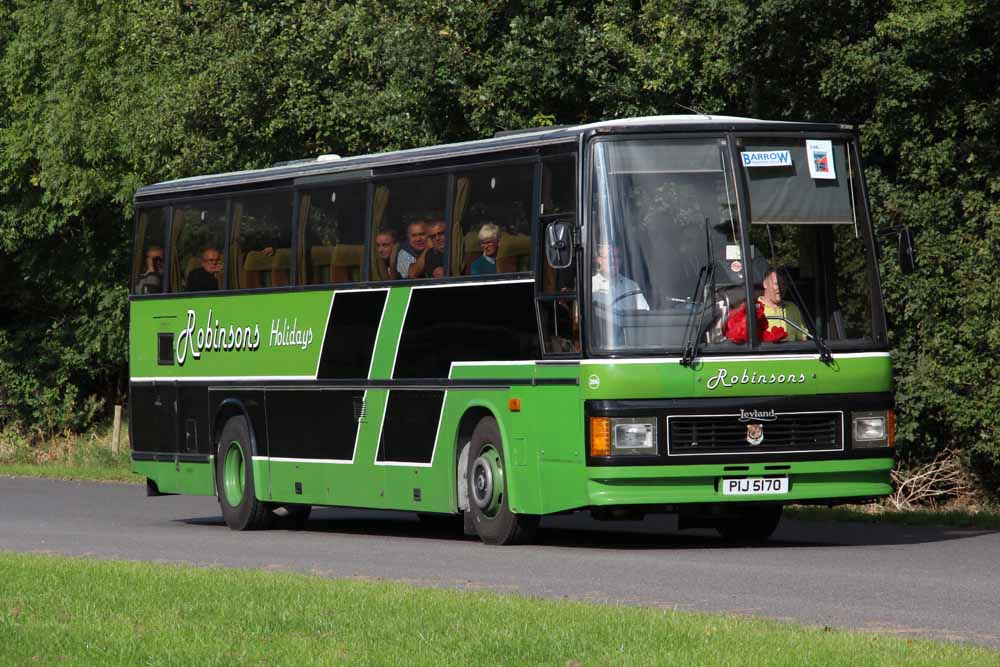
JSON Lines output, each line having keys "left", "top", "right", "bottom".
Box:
{"left": 187, "top": 246, "right": 223, "bottom": 291}
{"left": 470, "top": 223, "right": 500, "bottom": 275}
{"left": 421, "top": 220, "right": 447, "bottom": 278}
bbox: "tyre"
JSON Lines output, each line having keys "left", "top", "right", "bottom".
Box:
{"left": 466, "top": 416, "right": 538, "bottom": 545}
{"left": 216, "top": 416, "right": 274, "bottom": 531}
{"left": 716, "top": 505, "right": 783, "bottom": 543}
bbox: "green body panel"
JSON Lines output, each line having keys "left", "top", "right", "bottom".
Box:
{"left": 133, "top": 285, "right": 893, "bottom": 518}
{"left": 130, "top": 291, "right": 333, "bottom": 378}
{"left": 132, "top": 459, "right": 215, "bottom": 496}
{"left": 580, "top": 354, "right": 892, "bottom": 400}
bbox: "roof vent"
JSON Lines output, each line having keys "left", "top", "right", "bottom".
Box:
{"left": 317, "top": 154, "right": 342, "bottom": 162}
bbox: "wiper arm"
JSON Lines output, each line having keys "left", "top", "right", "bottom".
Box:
{"left": 680, "top": 262, "right": 715, "bottom": 366}
{"left": 777, "top": 267, "right": 834, "bottom": 364}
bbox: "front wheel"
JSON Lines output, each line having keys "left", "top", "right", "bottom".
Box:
{"left": 466, "top": 417, "right": 538, "bottom": 545}
{"left": 716, "top": 505, "right": 783, "bottom": 543}
{"left": 216, "top": 416, "right": 274, "bottom": 531}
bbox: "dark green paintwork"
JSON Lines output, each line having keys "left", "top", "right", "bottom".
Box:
{"left": 132, "top": 287, "right": 893, "bottom": 518}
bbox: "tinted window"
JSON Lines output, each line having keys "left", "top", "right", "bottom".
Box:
{"left": 133, "top": 207, "right": 168, "bottom": 294}
{"left": 231, "top": 192, "right": 293, "bottom": 290}
{"left": 371, "top": 175, "right": 447, "bottom": 281}
{"left": 299, "top": 183, "right": 367, "bottom": 285}
{"left": 171, "top": 200, "right": 227, "bottom": 292}
{"left": 452, "top": 163, "right": 533, "bottom": 276}
{"left": 540, "top": 156, "right": 577, "bottom": 292}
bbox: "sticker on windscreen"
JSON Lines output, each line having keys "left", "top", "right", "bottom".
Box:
{"left": 806, "top": 140, "right": 836, "bottom": 179}
{"left": 740, "top": 150, "right": 792, "bottom": 167}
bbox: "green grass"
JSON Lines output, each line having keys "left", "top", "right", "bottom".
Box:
{"left": 0, "top": 422, "right": 135, "bottom": 483}
{"left": 0, "top": 463, "right": 138, "bottom": 483}
{"left": 786, "top": 504, "right": 1000, "bottom": 530}
{"left": 0, "top": 553, "right": 996, "bottom": 666}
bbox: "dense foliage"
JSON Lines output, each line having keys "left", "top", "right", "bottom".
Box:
{"left": 0, "top": 1, "right": 997, "bottom": 489}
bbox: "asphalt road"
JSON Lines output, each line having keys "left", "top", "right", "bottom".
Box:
{"left": 2, "top": 477, "right": 998, "bottom": 647}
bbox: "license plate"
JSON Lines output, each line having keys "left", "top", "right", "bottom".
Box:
{"left": 721, "top": 477, "right": 789, "bottom": 496}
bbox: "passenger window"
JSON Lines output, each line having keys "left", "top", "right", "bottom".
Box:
{"left": 171, "top": 200, "right": 228, "bottom": 292}
{"left": 538, "top": 297, "right": 580, "bottom": 354}
{"left": 542, "top": 156, "right": 576, "bottom": 216}
{"left": 452, "top": 163, "right": 533, "bottom": 276}
{"left": 371, "top": 175, "right": 447, "bottom": 281}
{"left": 231, "top": 192, "right": 293, "bottom": 290}
{"left": 298, "top": 184, "right": 366, "bottom": 285}
{"left": 536, "top": 156, "right": 579, "bottom": 355}
{"left": 540, "top": 156, "right": 577, "bottom": 292}
{"left": 133, "top": 206, "right": 169, "bottom": 294}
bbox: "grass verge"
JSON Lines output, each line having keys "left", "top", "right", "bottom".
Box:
{"left": 786, "top": 504, "right": 1000, "bottom": 530}
{"left": 0, "top": 422, "right": 136, "bottom": 483}
{"left": 1, "top": 552, "right": 997, "bottom": 666}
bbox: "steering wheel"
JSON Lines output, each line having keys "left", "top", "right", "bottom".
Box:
{"left": 610, "top": 289, "right": 644, "bottom": 308}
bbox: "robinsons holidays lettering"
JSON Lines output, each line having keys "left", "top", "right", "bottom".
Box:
{"left": 175, "top": 309, "right": 314, "bottom": 365}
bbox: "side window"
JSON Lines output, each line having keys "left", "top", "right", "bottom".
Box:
{"left": 133, "top": 206, "right": 168, "bottom": 295}
{"left": 231, "top": 192, "right": 293, "bottom": 290}
{"left": 298, "top": 183, "right": 367, "bottom": 285}
{"left": 452, "top": 163, "right": 533, "bottom": 276}
{"left": 171, "top": 200, "right": 227, "bottom": 293}
{"left": 371, "top": 175, "right": 447, "bottom": 281}
{"left": 538, "top": 155, "right": 579, "bottom": 355}
{"left": 540, "top": 156, "right": 577, "bottom": 292}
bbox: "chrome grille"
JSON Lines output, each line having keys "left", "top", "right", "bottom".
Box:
{"left": 668, "top": 412, "right": 842, "bottom": 455}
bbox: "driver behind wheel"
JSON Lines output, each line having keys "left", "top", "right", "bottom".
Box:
{"left": 592, "top": 242, "right": 649, "bottom": 311}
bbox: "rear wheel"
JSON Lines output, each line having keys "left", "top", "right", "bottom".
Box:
{"left": 466, "top": 417, "right": 538, "bottom": 545}
{"left": 216, "top": 416, "right": 274, "bottom": 531}
{"left": 716, "top": 505, "right": 783, "bottom": 543}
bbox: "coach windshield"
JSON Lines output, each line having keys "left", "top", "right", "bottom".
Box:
{"left": 589, "top": 137, "right": 745, "bottom": 354}
{"left": 589, "top": 134, "right": 885, "bottom": 356}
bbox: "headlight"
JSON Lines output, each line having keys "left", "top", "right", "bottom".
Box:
{"left": 589, "top": 416, "right": 657, "bottom": 457}
{"left": 851, "top": 410, "right": 892, "bottom": 449}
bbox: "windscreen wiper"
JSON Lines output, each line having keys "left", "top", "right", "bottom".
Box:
{"left": 777, "top": 267, "right": 834, "bottom": 364}
{"left": 679, "top": 265, "right": 711, "bottom": 366}
{"left": 681, "top": 221, "right": 718, "bottom": 367}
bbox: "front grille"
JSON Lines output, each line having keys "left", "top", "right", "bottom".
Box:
{"left": 668, "top": 412, "right": 842, "bottom": 455}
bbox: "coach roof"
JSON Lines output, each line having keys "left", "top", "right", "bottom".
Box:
{"left": 134, "top": 114, "right": 853, "bottom": 200}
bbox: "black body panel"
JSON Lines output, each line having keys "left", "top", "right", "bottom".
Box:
{"left": 376, "top": 390, "right": 446, "bottom": 464}
{"left": 129, "top": 382, "right": 177, "bottom": 454}
{"left": 318, "top": 290, "right": 387, "bottom": 379}
{"left": 394, "top": 281, "right": 539, "bottom": 379}
{"left": 266, "top": 389, "right": 363, "bottom": 461}
{"left": 586, "top": 393, "right": 892, "bottom": 466}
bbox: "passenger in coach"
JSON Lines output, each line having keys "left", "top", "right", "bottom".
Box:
{"left": 374, "top": 228, "right": 399, "bottom": 280}
{"left": 758, "top": 268, "right": 807, "bottom": 342}
{"left": 410, "top": 219, "right": 446, "bottom": 278}
{"left": 470, "top": 223, "right": 500, "bottom": 275}
{"left": 396, "top": 220, "right": 427, "bottom": 279}
{"left": 187, "top": 246, "right": 223, "bottom": 291}
{"left": 135, "top": 245, "right": 164, "bottom": 294}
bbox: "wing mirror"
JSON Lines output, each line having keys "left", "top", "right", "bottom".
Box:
{"left": 544, "top": 221, "right": 574, "bottom": 269}
{"left": 877, "top": 225, "right": 917, "bottom": 275}
{"left": 897, "top": 226, "right": 917, "bottom": 275}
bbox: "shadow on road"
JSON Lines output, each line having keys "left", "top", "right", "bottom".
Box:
{"left": 177, "top": 506, "right": 996, "bottom": 550}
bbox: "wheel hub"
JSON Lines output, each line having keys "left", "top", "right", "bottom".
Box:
{"left": 471, "top": 456, "right": 494, "bottom": 510}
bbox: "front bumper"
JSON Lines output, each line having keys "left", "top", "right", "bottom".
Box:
{"left": 586, "top": 457, "right": 892, "bottom": 506}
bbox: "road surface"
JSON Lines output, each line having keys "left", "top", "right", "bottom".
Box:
{"left": 2, "top": 477, "right": 998, "bottom": 646}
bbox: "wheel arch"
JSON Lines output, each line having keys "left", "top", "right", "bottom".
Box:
{"left": 212, "top": 398, "right": 263, "bottom": 459}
